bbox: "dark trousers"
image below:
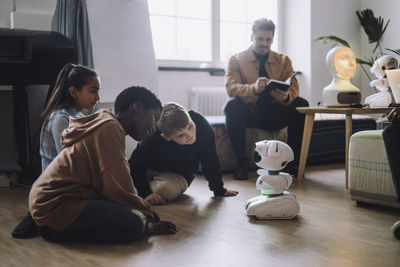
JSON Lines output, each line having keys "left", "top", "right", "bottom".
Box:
{"left": 382, "top": 123, "right": 400, "bottom": 201}
{"left": 224, "top": 96, "right": 309, "bottom": 166}
{"left": 39, "top": 199, "right": 146, "bottom": 243}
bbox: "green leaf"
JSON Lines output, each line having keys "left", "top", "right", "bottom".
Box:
{"left": 314, "top": 35, "right": 351, "bottom": 48}
{"left": 356, "top": 56, "right": 377, "bottom": 67}
{"left": 386, "top": 48, "right": 400, "bottom": 57}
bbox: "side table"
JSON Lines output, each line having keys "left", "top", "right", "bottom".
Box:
{"left": 296, "top": 107, "right": 392, "bottom": 189}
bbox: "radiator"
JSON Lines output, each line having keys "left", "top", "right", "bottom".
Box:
{"left": 189, "top": 86, "right": 228, "bottom": 116}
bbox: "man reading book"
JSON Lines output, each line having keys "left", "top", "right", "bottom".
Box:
{"left": 224, "top": 18, "right": 309, "bottom": 180}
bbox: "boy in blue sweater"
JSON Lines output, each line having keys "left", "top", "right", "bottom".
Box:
{"left": 129, "top": 102, "right": 238, "bottom": 205}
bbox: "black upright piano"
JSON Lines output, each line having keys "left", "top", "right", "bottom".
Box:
{"left": 0, "top": 28, "right": 75, "bottom": 184}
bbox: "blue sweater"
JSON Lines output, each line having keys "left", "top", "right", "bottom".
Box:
{"left": 40, "top": 107, "right": 84, "bottom": 171}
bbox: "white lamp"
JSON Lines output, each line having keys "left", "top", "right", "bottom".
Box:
{"left": 322, "top": 46, "right": 361, "bottom": 107}
{"left": 386, "top": 69, "right": 400, "bottom": 103}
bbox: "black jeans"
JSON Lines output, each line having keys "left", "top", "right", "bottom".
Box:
{"left": 39, "top": 199, "right": 146, "bottom": 243}
{"left": 382, "top": 123, "right": 400, "bottom": 201}
{"left": 224, "top": 96, "right": 309, "bottom": 166}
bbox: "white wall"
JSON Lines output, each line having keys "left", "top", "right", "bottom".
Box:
{"left": 0, "top": 0, "right": 13, "bottom": 28}
{"left": 310, "top": 0, "right": 362, "bottom": 105}
{"left": 279, "top": 0, "right": 312, "bottom": 102}
{"left": 87, "top": 0, "right": 159, "bottom": 102}
{"left": 0, "top": 0, "right": 56, "bottom": 29}
{"left": 158, "top": 71, "right": 225, "bottom": 109}
{"left": 9, "top": 0, "right": 55, "bottom": 30}
{"left": 279, "top": 0, "right": 363, "bottom": 106}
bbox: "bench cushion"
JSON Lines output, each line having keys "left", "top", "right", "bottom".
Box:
{"left": 349, "top": 130, "right": 400, "bottom": 209}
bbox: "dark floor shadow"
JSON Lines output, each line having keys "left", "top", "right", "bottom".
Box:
{"left": 247, "top": 214, "right": 302, "bottom": 229}
{"left": 55, "top": 232, "right": 156, "bottom": 256}
{"left": 169, "top": 194, "right": 195, "bottom": 205}
{"left": 354, "top": 201, "right": 400, "bottom": 215}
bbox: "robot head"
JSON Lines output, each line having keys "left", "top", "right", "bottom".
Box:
{"left": 370, "top": 55, "right": 398, "bottom": 79}
{"left": 253, "top": 140, "right": 294, "bottom": 171}
{"left": 326, "top": 46, "right": 357, "bottom": 78}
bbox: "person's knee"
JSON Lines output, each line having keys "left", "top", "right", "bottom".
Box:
{"left": 383, "top": 123, "right": 400, "bottom": 142}
{"left": 149, "top": 172, "right": 188, "bottom": 202}
{"left": 293, "top": 96, "right": 309, "bottom": 108}
{"left": 224, "top": 96, "right": 245, "bottom": 115}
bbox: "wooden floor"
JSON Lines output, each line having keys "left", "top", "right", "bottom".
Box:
{"left": 1, "top": 163, "right": 400, "bottom": 267}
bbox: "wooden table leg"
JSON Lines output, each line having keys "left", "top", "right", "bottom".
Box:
{"left": 297, "top": 114, "right": 315, "bottom": 180}
{"left": 345, "top": 114, "right": 353, "bottom": 189}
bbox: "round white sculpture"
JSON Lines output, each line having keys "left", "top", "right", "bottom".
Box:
{"left": 322, "top": 46, "right": 361, "bottom": 107}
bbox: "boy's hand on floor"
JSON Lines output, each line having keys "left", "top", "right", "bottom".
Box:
{"left": 148, "top": 221, "right": 177, "bottom": 235}
{"left": 145, "top": 193, "right": 166, "bottom": 205}
{"left": 224, "top": 189, "right": 239, "bottom": 197}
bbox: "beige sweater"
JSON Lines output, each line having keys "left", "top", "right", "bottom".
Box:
{"left": 225, "top": 47, "right": 299, "bottom": 106}
{"left": 29, "top": 109, "right": 155, "bottom": 231}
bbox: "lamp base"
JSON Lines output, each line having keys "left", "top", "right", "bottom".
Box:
{"left": 322, "top": 89, "right": 361, "bottom": 107}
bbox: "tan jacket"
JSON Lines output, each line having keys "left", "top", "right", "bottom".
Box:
{"left": 225, "top": 46, "right": 299, "bottom": 106}
{"left": 29, "top": 109, "right": 155, "bottom": 231}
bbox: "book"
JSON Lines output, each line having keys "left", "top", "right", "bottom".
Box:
{"left": 264, "top": 71, "right": 301, "bottom": 92}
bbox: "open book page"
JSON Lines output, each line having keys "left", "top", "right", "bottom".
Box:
{"left": 264, "top": 71, "right": 301, "bottom": 92}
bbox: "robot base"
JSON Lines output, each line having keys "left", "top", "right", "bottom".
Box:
{"left": 246, "top": 192, "right": 300, "bottom": 220}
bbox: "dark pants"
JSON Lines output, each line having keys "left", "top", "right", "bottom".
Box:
{"left": 39, "top": 199, "right": 146, "bottom": 243}
{"left": 224, "top": 96, "right": 309, "bottom": 166}
{"left": 382, "top": 123, "right": 400, "bottom": 201}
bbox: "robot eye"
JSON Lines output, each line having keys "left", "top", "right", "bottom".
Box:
{"left": 281, "top": 161, "right": 287, "bottom": 167}
{"left": 258, "top": 180, "right": 263, "bottom": 185}
{"left": 254, "top": 151, "right": 262, "bottom": 163}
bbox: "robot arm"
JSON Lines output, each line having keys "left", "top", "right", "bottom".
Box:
{"left": 370, "top": 78, "right": 390, "bottom": 92}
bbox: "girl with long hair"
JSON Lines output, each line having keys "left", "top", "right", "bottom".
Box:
{"left": 38, "top": 63, "right": 100, "bottom": 171}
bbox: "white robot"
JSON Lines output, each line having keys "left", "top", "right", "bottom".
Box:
{"left": 365, "top": 55, "right": 399, "bottom": 107}
{"left": 245, "top": 140, "right": 300, "bottom": 219}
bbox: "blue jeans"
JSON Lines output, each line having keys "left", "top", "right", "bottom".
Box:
{"left": 39, "top": 199, "right": 146, "bottom": 243}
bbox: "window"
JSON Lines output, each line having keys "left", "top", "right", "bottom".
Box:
{"left": 148, "top": 0, "right": 278, "bottom": 67}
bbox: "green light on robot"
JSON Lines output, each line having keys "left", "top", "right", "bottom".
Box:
{"left": 261, "top": 191, "right": 271, "bottom": 197}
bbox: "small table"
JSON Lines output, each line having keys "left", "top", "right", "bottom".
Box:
{"left": 296, "top": 107, "right": 392, "bottom": 188}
